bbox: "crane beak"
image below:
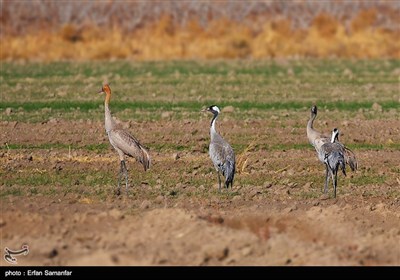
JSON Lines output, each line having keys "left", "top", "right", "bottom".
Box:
{"left": 98, "top": 88, "right": 104, "bottom": 94}
{"left": 201, "top": 108, "right": 208, "bottom": 112}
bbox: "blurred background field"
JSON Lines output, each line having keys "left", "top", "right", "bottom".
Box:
{"left": 1, "top": 0, "right": 399, "bottom": 61}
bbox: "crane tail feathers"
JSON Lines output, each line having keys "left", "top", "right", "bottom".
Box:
{"left": 344, "top": 147, "right": 358, "bottom": 172}
{"left": 224, "top": 160, "right": 236, "bottom": 188}
{"left": 139, "top": 146, "right": 151, "bottom": 171}
{"left": 339, "top": 159, "right": 346, "bottom": 176}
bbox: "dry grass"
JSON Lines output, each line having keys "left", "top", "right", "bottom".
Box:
{"left": 1, "top": 4, "right": 399, "bottom": 61}
{"left": 236, "top": 141, "right": 258, "bottom": 175}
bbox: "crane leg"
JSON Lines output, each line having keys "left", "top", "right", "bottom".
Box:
{"left": 121, "top": 160, "right": 129, "bottom": 194}
{"left": 117, "top": 161, "right": 125, "bottom": 195}
{"left": 333, "top": 171, "right": 338, "bottom": 198}
{"left": 225, "top": 177, "right": 233, "bottom": 190}
{"left": 329, "top": 169, "right": 335, "bottom": 198}
{"left": 324, "top": 164, "right": 330, "bottom": 194}
{"left": 217, "top": 172, "right": 222, "bottom": 192}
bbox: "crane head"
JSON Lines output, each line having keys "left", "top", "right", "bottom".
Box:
{"left": 311, "top": 105, "right": 317, "bottom": 115}
{"left": 98, "top": 84, "right": 111, "bottom": 95}
{"left": 202, "top": 105, "right": 220, "bottom": 114}
{"left": 331, "top": 128, "right": 340, "bottom": 143}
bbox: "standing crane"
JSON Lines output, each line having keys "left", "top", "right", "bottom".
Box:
{"left": 203, "top": 105, "right": 235, "bottom": 191}
{"left": 307, "top": 105, "right": 358, "bottom": 171}
{"left": 98, "top": 84, "right": 150, "bottom": 195}
{"left": 319, "top": 128, "right": 347, "bottom": 198}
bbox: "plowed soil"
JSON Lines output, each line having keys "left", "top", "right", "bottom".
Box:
{"left": 1, "top": 117, "right": 399, "bottom": 266}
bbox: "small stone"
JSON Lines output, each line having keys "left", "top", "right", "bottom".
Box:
{"left": 341, "top": 121, "right": 350, "bottom": 127}
{"left": 48, "top": 249, "right": 58, "bottom": 258}
{"left": 232, "top": 195, "right": 242, "bottom": 201}
{"left": 241, "top": 246, "right": 252, "bottom": 257}
{"left": 205, "top": 247, "right": 229, "bottom": 261}
{"left": 320, "top": 194, "right": 330, "bottom": 200}
{"left": 110, "top": 254, "right": 119, "bottom": 263}
{"left": 264, "top": 181, "right": 273, "bottom": 188}
{"left": 282, "top": 178, "right": 290, "bottom": 185}
{"left": 140, "top": 200, "right": 151, "bottom": 209}
{"left": 372, "top": 102, "right": 382, "bottom": 112}
{"left": 5, "top": 108, "right": 12, "bottom": 115}
{"left": 222, "top": 106, "right": 234, "bottom": 113}
{"left": 155, "top": 195, "right": 164, "bottom": 204}
{"left": 208, "top": 215, "right": 224, "bottom": 224}
{"left": 218, "top": 247, "right": 229, "bottom": 260}
{"left": 284, "top": 206, "right": 297, "bottom": 213}
{"left": 172, "top": 153, "right": 180, "bottom": 160}
{"left": 109, "top": 209, "right": 124, "bottom": 219}
{"left": 303, "top": 182, "right": 312, "bottom": 190}
{"left": 54, "top": 165, "right": 63, "bottom": 172}
{"left": 249, "top": 189, "right": 261, "bottom": 198}
{"left": 161, "top": 111, "right": 172, "bottom": 119}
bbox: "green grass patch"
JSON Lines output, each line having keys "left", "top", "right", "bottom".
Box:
{"left": 1, "top": 59, "right": 399, "bottom": 123}
{"left": 0, "top": 186, "right": 23, "bottom": 197}
{"left": 349, "top": 174, "right": 387, "bottom": 185}
{"left": 1, "top": 143, "right": 109, "bottom": 151}
{"left": 1, "top": 100, "right": 399, "bottom": 113}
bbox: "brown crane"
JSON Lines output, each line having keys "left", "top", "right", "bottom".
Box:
{"left": 98, "top": 84, "right": 150, "bottom": 195}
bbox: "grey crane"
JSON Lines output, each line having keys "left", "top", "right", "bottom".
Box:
{"left": 319, "top": 128, "right": 347, "bottom": 198}
{"left": 203, "top": 105, "right": 235, "bottom": 191}
{"left": 98, "top": 84, "right": 150, "bottom": 195}
{"left": 307, "top": 105, "right": 358, "bottom": 171}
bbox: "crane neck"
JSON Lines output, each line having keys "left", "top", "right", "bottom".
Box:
{"left": 331, "top": 131, "right": 339, "bottom": 143}
{"left": 307, "top": 113, "right": 316, "bottom": 129}
{"left": 104, "top": 92, "right": 111, "bottom": 107}
{"left": 210, "top": 113, "right": 219, "bottom": 136}
{"left": 104, "top": 92, "right": 115, "bottom": 132}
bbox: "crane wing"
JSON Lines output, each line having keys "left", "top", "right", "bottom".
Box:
{"left": 210, "top": 142, "right": 235, "bottom": 178}
{"left": 109, "top": 129, "right": 151, "bottom": 171}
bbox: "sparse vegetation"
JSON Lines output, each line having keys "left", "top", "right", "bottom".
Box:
{"left": 0, "top": 60, "right": 399, "bottom": 202}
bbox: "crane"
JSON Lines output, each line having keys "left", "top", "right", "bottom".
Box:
{"left": 203, "top": 105, "right": 235, "bottom": 191}
{"left": 98, "top": 84, "right": 150, "bottom": 195}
